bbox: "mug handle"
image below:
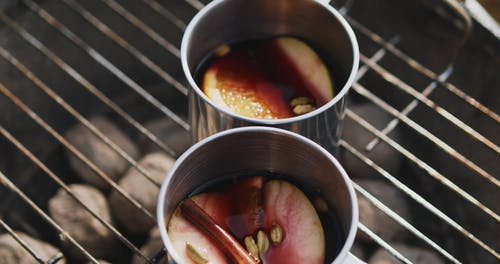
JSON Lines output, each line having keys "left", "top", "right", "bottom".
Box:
{"left": 343, "top": 252, "right": 366, "bottom": 264}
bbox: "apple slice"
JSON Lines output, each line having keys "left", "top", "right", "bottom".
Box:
{"left": 203, "top": 51, "right": 293, "bottom": 120}
{"left": 167, "top": 192, "right": 230, "bottom": 264}
{"left": 203, "top": 37, "right": 334, "bottom": 120}
{"left": 270, "top": 37, "right": 334, "bottom": 105}
{"left": 262, "top": 180, "right": 325, "bottom": 264}
{"left": 168, "top": 178, "right": 325, "bottom": 264}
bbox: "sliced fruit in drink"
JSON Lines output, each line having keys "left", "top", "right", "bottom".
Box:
{"left": 168, "top": 177, "right": 326, "bottom": 264}
{"left": 261, "top": 180, "right": 325, "bottom": 264}
{"left": 270, "top": 37, "right": 334, "bottom": 105}
{"left": 203, "top": 52, "right": 292, "bottom": 119}
{"left": 167, "top": 193, "right": 230, "bottom": 264}
{"left": 201, "top": 37, "right": 334, "bottom": 119}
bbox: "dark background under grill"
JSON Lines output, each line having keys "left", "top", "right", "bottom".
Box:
{"left": 0, "top": 0, "right": 498, "bottom": 263}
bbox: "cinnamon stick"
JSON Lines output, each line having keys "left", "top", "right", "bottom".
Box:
{"left": 180, "top": 198, "right": 260, "bottom": 264}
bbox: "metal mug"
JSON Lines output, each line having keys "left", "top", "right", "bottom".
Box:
{"left": 181, "top": 0, "right": 359, "bottom": 155}
{"left": 157, "top": 126, "right": 364, "bottom": 263}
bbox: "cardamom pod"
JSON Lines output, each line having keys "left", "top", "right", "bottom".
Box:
{"left": 244, "top": 236, "right": 259, "bottom": 259}
{"left": 270, "top": 223, "right": 283, "bottom": 245}
{"left": 214, "top": 44, "right": 231, "bottom": 57}
{"left": 293, "top": 104, "right": 316, "bottom": 115}
{"left": 185, "top": 242, "right": 209, "bottom": 264}
{"left": 257, "top": 230, "right": 269, "bottom": 256}
{"left": 290, "top": 96, "right": 314, "bottom": 107}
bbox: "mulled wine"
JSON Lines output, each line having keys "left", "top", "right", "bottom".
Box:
{"left": 167, "top": 174, "right": 344, "bottom": 264}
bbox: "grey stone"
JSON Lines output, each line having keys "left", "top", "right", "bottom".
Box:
{"left": 369, "top": 243, "right": 444, "bottom": 264}
{"left": 356, "top": 179, "right": 411, "bottom": 243}
{"left": 65, "top": 116, "right": 139, "bottom": 189}
{"left": 109, "top": 152, "right": 175, "bottom": 234}
{"left": 341, "top": 103, "right": 402, "bottom": 178}
{"left": 131, "top": 228, "right": 171, "bottom": 264}
{"left": 351, "top": 242, "right": 366, "bottom": 261}
{"left": 86, "top": 260, "right": 111, "bottom": 264}
{"left": 137, "top": 118, "right": 191, "bottom": 156}
{"left": 48, "top": 184, "right": 119, "bottom": 259}
{"left": 0, "top": 232, "right": 65, "bottom": 264}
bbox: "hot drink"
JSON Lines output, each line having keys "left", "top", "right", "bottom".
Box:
{"left": 167, "top": 174, "right": 344, "bottom": 264}
{"left": 196, "top": 37, "right": 335, "bottom": 120}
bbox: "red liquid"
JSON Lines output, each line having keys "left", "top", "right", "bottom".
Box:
{"left": 197, "top": 37, "right": 335, "bottom": 119}
{"left": 168, "top": 174, "right": 344, "bottom": 264}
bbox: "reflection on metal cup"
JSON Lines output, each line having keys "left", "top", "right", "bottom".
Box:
{"left": 181, "top": 0, "right": 359, "bottom": 155}
{"left": 157, "top": 127, "right": 361, "bottom": 264}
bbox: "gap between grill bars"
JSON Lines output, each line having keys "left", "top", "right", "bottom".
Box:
{"left": 0, "top": 0, "right": 498, "bottom": 263}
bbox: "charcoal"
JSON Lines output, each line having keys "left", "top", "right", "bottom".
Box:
{"left": 356, "top": 179, "right": 410, "bottom": 243}
{"left": 137, "top": 118, "right": 191, "bottom": 156}
{"left": 65, "top": 116, "right": 139, "bottom": 189}
{"left": 369, "top": 243, "right": 444, "bottom": 264}
{"left": 48, "top": 184, "right": 119, "bottom": 259}
{"left": 341, "top": 103, "right": 402, "bottom": 178}
{"left": 109, "top": 152, "right": 175, "bottom": 234}
{"left": 351, "top": 242, "right": 366, "bottom": 261}
{"left": 0, "top": 232, "right": 65, "bottom": 264}
{"left": 131, "top": 228, "right": 171, "bottom": 264}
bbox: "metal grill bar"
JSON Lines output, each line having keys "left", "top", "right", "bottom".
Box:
{"left": 355, "top": 36, "right": 400, "bottom": 80}
{"left": 357, "top": 222, "right": 412, "bottom": 264}
{"left": 0, "top": 15, "right": 162, "bottom": 188}
{"left": 365, "top": 67, "right": 453, "bottom": 151}
{"left": 158, "top": 0, "right": 500, "bottom": 190}
{"left": 340, "top": 138, "right": 499, "bottom": 260}
{"left": 61, "top": 0, "right": 189, "bottom": 98}
{"left": 0, "top": 110, "right": 150, "bottom": 262}
{"left": 146, "top": 0, "right": 500, "bottom": 190}
{"left": 356, "top": 74, "right": 497, "bottom": 187}
{"left": 0, "top": 169, "right": 99, "bottom": 264}
{"left": 85, "top": 0, "right": 496, "bottom": 262}
{"left": 0, "top": 0, "right": 497, "bottom": 263}
{"left": 0, "top": 61, "right": 156, "bottom": 222}
{"left": 141, "top": 0, "right": 187, "bottom": 30}
{"left": 345, "top": 15, "right": 500, "bottom": 123}
{"left": 340, "top": 9, "right": 498, "bottom": 259}
{"left": 348, "top": 86, "right": 500, "bottom": 220}
{"left": 356, "top": 44, "right": 496, "bottom": 256}
{"left": 352, "top": 81, "right": 500, "bottom": 211}
{"left": 20, "top": 0, "right": 188, "bottom": 144}
{"left": 0, "top": 219, "right": 45, "bottom": 263}
{"left": 351, "top": 181, "right": 460, "bottom": 263}
{"left": 353, "top": 42, "right": 499, "bottom": 189}
{"left": 184, "top": 0, "right": 204, "bottom": 11}
{"left": 343, "top": 109, "right": 499, "bottom": 258}
{"left": 99, "top": 0, "right": 181, "bottom": 58}
{"left": 359, "top": 53, "right": 500, "bottom": 156}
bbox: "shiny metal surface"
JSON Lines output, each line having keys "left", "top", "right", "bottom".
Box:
{"left": 182, "top": 0, "right": 359, "bottom": 155}
{"left": 0, "top": 0, "right": 498, "bottom": 263}
{"left": 157, "top": 126, "right": 359, "bottom": 264}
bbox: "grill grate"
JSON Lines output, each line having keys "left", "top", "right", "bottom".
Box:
{"left": 0, "top": 0, "right": 498, "bottom": 263}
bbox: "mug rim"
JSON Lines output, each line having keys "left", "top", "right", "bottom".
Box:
{"left": 157, "top": 126, "right": 359, "bottom": 264}
{"left": 180, "top": 0, "right": 360, "bottom": 125}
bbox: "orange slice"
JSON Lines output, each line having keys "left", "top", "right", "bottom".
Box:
{"left": 202, "top": 51, "right": 292, "bottom": 120}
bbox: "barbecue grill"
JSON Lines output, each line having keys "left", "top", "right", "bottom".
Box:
{"left": 0, "top": 0, "right": 498, "bottom": 263}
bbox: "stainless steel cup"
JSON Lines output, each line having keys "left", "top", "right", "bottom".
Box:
{"left": 157, "top": 127, "right": 363, "bottom": 264}
{"left": 181, "top": 0, "right": 359, "bottom": 155}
